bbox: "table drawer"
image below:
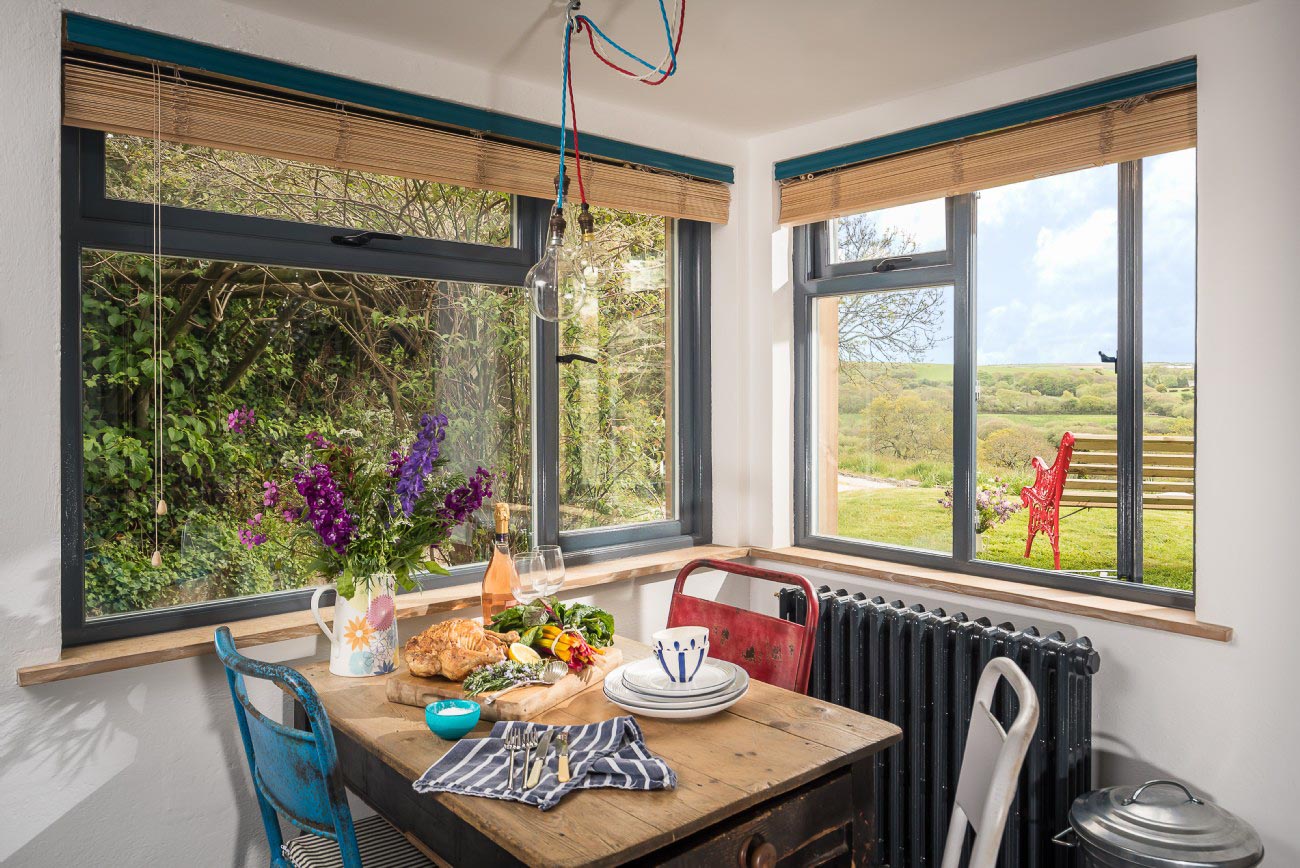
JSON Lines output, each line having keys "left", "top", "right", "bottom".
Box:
{"left": 645, "top": 770, "right": 854, "bottom": 867}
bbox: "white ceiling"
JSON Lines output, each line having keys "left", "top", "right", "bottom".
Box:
{"left": 227, "top": 0, "right": 1248, "bottom": 135}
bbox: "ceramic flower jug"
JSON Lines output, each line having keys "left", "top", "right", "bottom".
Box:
{"left": 310, "top": 573, "right": 399, "bottom": 677}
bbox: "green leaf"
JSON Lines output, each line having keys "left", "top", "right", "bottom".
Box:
{"left": 421, "top": 560, "right": 450, "bottom": 576}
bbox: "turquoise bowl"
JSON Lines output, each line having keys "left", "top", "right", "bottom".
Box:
{"left": 425, "top": 699, "right": 481, "bottom": 740}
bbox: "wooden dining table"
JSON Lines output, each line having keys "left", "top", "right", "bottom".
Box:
{"left": 295, "top": 636, "right": 901, "bottom": 867}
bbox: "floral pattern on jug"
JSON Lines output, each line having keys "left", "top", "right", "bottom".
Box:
{"left": 311, "top": 573, "right": 398, "bottom": 677}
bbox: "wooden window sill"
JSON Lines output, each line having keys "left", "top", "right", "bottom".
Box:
{"left": 17, "top": 544, "right": 749, "bottom": 686}
{"left": 751, "top": 546, "right": 1233, "bottom": 643}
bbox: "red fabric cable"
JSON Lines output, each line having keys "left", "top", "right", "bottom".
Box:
{"left": 565, "top": 28, "right": 587, "bottom": 204}
{"left": 576, "top": 0, "right": 685, "bottom": 87}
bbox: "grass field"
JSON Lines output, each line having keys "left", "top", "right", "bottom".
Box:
{"left": 836, "top": 487, "right": 1193, "bottom": 591}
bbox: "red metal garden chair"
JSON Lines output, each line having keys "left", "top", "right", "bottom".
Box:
{"left": 1021, "top": 431, "right": 1075, "bottom": 570}
{"left": 665, "top": 559, "right": 820, "bottom": 694}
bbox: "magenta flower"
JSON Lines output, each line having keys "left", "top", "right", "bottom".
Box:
{"left": 227, "top": 407, "right": 255, "bottom": 433}
{"left": 282, "top": 506, "right": 301, "bottom": 523}
{"left": 293, "top": 463, "right": 356, "bottom": 555}
{"left": 386, "top": 450, "right": 407, "bottom": 478}
{"left": 439, "top": 467, "right": 493, "bottom": 524}
{"left": 238, "top": 514, "right": 267, "bottom": 548}
{"left": 262, "top": 481, "right": 280, "bottom": 508}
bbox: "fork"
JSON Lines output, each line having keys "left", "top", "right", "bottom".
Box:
{"left": 505, "top": 732, "right": 525, "bottom": 790}
{"left": 518, "top": 728, "right": 540, "bottom": 792}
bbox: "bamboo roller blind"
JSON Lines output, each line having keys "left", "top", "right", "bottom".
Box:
{"left": 780, "top": 86, "right": 1196, "bottom": 225}
{"left": 63, "top": 58, "right": 730, "bottom": 224}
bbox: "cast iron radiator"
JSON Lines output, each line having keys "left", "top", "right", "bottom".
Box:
{"left": 779, "top": 586, "right": 1100, "bottom": 868}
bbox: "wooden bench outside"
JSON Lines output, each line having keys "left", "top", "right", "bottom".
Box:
{"left": 1063, "top": 433, "right": 1194, "bottom": 510}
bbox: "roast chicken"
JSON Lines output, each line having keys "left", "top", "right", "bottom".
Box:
{"left": 403, "top": 618, "right": 520, "bottom": 680}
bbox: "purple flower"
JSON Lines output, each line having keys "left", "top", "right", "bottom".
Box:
{"left": 293, "top": 463, "right": 356, "bottom": 555}
{"left": 262, "top": 481, "right": 280, "bottom": 508}
{"left": 282, "top": 507, "right": 301, "bottom": 523}
{"left": 386, "top": 450, "right": 407, "bottom": 478}
{"left": 395, "top": 412, "right": 448, "bottom": 516}
{"left": 439, "top": 467, "right": 494, "bottom": 524}
{"left": 227, "top": 407, "right": 255, "bottom": 433}
{"left": 238, "top": 516, "right": 267, "bottom": 548}
{"left": 306, "top": 431, "right": 331, "bottom": 449}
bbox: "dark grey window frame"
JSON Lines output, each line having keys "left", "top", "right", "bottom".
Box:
{"left": 62, "top": 127, "right": 711, "bottom": 645}
{"left": 793, "top": 161, "right": 1194, "bottom": 609}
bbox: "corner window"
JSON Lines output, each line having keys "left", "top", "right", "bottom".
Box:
{"left": 797, "top": 151, "right": 1196, "bottom": 603}
{"left": 63, "top": 129, "right": 710, "bottom": 642}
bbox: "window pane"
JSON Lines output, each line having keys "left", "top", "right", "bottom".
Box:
{"left": 80, "top": 251, "right": 529, "bottom": 618}
{"left": 830, "top": 198, "right": 946, "bottom": 263}
{"left": 559, "top": 208, "right": 674, "bottom": 530}
{"left": 104, "top": 134, "right": 513, "bottom": 246}
{"left": 1141, "top": 148, "right": 1196, "bottom": 591}
{"left": 812, "top": 286, "right": 955, "bottom": 554}
{"left": 974, "top": 165, "right": 1119, "bottom": 576}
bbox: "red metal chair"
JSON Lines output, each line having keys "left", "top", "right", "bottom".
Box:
{"left": 665, "top": 559, "right": 820, "bottom": 694}
{"left": 1021, "top": 431, "right": 1075, "bottom": 570}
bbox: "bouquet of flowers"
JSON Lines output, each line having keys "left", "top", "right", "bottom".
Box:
{"left": 232, "top": 410, "right": 493, "bottom": 600}
{"left": 938, "top": 477, "right": 1023, "bottom": 535}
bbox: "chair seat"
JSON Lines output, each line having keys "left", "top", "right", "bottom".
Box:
{"left": 283, "top": 814, "right": 435, "bottom": 867}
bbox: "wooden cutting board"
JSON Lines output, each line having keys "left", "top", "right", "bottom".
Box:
{"left": 385, "top": 646, "right": 623, "bottom": 721}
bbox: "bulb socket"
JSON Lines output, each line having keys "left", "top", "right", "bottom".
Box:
{"left": 577, "top": 203, "right": 596, "bottom": 239}
{"left": 547, "top": 210, "right": 567, "bottom": 245}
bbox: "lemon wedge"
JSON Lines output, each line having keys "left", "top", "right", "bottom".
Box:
{"left": 508, "top": 642, "right": 541, "bottom": 665}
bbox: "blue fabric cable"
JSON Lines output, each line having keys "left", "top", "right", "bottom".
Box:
{"left": 579, "top": 0, "right": 677, "bottom": 78}
{"left": 557, "top": 20, "right": 572, "bottom": 209}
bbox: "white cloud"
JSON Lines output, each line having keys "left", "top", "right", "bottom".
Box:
{"left": 1033, "top": 207, "right": 1118, "bottom": 286}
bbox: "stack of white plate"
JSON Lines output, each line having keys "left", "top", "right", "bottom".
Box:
{"left": 603, "top": 657, "right": 750, "bottom": 720}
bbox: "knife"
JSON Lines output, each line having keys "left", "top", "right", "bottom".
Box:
{"left": 525, "top": 728, "right": 554, "bottom": 789}
{"left": 557, "top": 731, "right": 571, "bottom": 783}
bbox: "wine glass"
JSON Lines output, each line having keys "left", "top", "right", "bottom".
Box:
{"left": 535, "top": 545, "right": 566, "bottom": 595}
{"left": 511, "top": 552, "right": 546, "bottom": 605}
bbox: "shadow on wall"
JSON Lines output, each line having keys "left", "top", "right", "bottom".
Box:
{"left": 0, "top": 634, "right": 327, "bottom": 867}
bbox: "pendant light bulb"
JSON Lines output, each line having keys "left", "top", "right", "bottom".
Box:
{"left": 575, "top": 203, "right": 602, "bottom": 286}
{"left": 527, "top": 211, "right": 589, "bottom": 322}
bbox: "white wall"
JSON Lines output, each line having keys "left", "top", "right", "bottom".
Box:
{"left": 0, "top": 0, "right": 746, "bottom": 864}
{"left": 738, "top": 0, "right": 1300, "bottom": 858}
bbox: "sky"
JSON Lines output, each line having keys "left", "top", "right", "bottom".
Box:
{"left": 833, "top": 148, "right": 1197, "bottom": 367}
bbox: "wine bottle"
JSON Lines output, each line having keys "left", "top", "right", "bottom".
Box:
{"left": 480, "top": 502, "right": 516, "bottom": 620}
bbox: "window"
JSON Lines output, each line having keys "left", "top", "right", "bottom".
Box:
{"left": 796, "top": 151, "right": 1196, "bottom": 604}
{"left": 63, "top": 129, "right": 710, "bottom": 642}
{"left": 830, "top": 198, "right": 947, "bottom": 264}
{"left": 559, "top": 207, "right": 676, "bottom": 531}
{"left": 104, "top": 134, "right": 513, "bottom": 245}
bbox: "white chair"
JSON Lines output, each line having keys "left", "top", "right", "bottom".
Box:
{"left": 940, "top": 657, "right": 1040, "bottom": 868}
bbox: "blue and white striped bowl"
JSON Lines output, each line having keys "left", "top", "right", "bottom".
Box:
{"left": 651, "top": 626, "right": 710, "bottom": 685}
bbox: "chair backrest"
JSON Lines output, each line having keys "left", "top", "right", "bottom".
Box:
{"left": 940, "top": 657, "right": 1040, "bottom": 868}
{"left": 665, "top": 559, "right": 819, "bottom": 694}
{"left": 214, "top": 627, "right": 361, "bottom": 868}
{"left": 1036, "top": 430, "right": 1075, "bottom": 498}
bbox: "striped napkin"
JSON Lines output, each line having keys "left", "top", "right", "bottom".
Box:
{"left": 412, "top": 716, "right": 675, "bottom": 810}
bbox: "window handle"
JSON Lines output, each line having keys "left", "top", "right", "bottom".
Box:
{"left": 1099, "top": 350, "right": 1118, "bottom": 371}
{"left": 330, "top": 231, "right": 403, "bottom": 247}
{"left": 557, "top": 353, "right": 598, "bottom": 365}
{"left": 873, "top": 256, "right": 913, "bottom": 273}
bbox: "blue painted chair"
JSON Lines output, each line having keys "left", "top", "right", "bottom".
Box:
{"left": 215, "top": 627, "right": 433, "bottom": 868}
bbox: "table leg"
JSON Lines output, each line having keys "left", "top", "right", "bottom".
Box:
{"left": 849, "top": 757, "right": 878, "bottom": 867}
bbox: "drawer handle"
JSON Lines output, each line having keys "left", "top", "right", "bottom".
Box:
{"left": 739, "top": 834, "right": 777, "bottom": 868}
